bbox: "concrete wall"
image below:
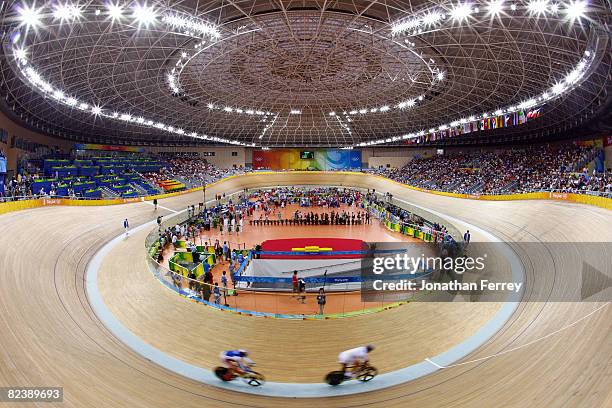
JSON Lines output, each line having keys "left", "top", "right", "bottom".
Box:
{"left": 604, "top": 136, "right": 611, "bottom": 171}
{"left": 368, "top": 156, "right": 413, "bottom": 169}
{"left": 0, "top": 111, "right": 71, "bottom": 175}
{"left": 145, "top": 146, "right": 246, "bottom": 169}
{"left": 363, "top": 147, "right": 436, "bottom": 169}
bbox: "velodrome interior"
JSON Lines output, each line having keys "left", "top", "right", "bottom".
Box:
{"left": 1, "top": 0, "right": 611, "bottom": 406}
{"left": 1, "top": 171, "right": 610, "bottom": 407}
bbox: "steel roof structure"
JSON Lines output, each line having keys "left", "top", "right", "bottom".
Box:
{"left": 0, "top": 0, "right": 610, "bottom": 147}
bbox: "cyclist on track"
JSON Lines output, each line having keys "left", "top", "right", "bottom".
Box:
{"left": 338, "top": 345, "right": 374, "bottom": 379}
{"left": 220, "top": 349, "right": 253, "bottom": 377}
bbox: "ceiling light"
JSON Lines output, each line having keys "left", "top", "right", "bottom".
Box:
{"left": 399, "top": 99, "right": 416, "bottom": 109}
{"left": 359, "top": 109, "right": 367, "bottom": 114}
{"left": 132, "top": 3, "right": 157, "bottom": 27}
{"left": 392, "top": 18, "right": 421, "bottom": 34}
{"left": 290, "top": 109, "right": 301, "bottom": 114}
{"left": 13, "top": 48, "right": 27, "bottom": 62}
{"left": 223, "top": 107, "right": 233, "bottom": 112}
{"left": 329, "top": 112, "right": 336, "bottom": 116}
{"left": 487, "top": 0, "right": 504, "bottom": 16}
{"left": 517, "top": 99, "right": 536, "bottom": 109}
{"left": 564, "top": 69, "right": 582, "bottom": 84}
{"left": 23, "top": 67, "right": 38, "bottom": 82}
{"left": 107, "top": 3, "right": 124, "bottom": 20}
{"left": 564, "top": 0, "right": 587, "bottom": 21}
{"left": 79, "top": 103, "right": 89, "bottom": 110}
{"left": 18, "top": 4, "right": 43, "bottom": 29}
{"left": 53, "top": 3, "right": 82, "bottom": 21}
{"left": 528, "top": 0, "right": 549, "bottom": 15}
{"left": 91, "top": 105, "right": 102, "bottom": 115}
{"left": 436, "top": 71, "right": 445, "bottom": 80}
{"left": 163, "top": 14, "right": 221, "bottom": 38}
{"left": 422, "top": 11, "right": 444, "bottom": 26}
{"left": 450, "top": 3, "right": 473, "bottom": 21}
{"left": 66, "top": 97, "right": 77, "bottom": 106}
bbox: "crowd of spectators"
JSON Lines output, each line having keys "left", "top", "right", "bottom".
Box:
{"left": 371, "top": 144, "right": 610, "bottom": 195}
{"left": 141, "top": 166, "right": 175, "bottom": 188}
{"left": 2, "top": 144, "right": 610, "bottom": 200}
{"left": 1, "top": 174, "right": 34, "bottom": 200}
{"left": 151, "top": 153, "right": 245, "bottom": 188}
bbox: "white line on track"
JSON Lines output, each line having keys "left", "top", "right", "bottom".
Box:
{"left": 425, "top": 358, "right": 446, "bottom": 368}
{"left": 434, "top": 302, "right": 610, "bottom": 369}
{"left": 144, "top": 200, "right": 178, "bottom": 213}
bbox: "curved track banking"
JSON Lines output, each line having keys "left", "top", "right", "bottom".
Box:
{"left": 0, "top": 172, "right": 610, "bottom": 407}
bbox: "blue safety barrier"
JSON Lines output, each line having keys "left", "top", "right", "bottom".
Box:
{"left": 234, "top": 270, "right": 431, "bottom": 284}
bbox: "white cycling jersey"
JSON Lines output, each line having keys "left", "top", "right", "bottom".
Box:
{"left": 338, "top": 346, "right": 369, "bottom": 365}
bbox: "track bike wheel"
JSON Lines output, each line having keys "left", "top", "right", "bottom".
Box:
{"left": 357, "top": 366, "right": 378, "bottom": 382}
{"left": 244, "top": 371, "right": 265, "bottom": 387}
{"left": 214, "top": 366, "right": 233, "bottom": 382}
{"left": 325, "top": 371, "right": 345, "bottom": 386}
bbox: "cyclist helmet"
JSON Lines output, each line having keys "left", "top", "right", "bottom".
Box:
{"left": 366, "top": 345, "right": 375, "bottom": 352}
{"left": 238, "top": 349, "right": 249, "bottom": 357}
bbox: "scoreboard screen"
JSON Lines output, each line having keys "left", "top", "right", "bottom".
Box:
{"left": 300, "top": 151, "right": 314, "bottom": 159}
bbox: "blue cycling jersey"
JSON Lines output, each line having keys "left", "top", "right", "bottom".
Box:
{"left": 224, "top": 350, "right": 244, "bottom": 358}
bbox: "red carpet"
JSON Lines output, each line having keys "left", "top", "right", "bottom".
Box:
{"left": 260, "top": 238, "right": 366, "bottom": 259}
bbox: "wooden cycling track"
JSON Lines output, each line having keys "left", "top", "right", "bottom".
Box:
{"left": 0, "top": 172, "right": 610, "bottom": 407}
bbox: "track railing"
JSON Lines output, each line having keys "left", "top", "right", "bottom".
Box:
{"left": 143, "top": 191, "right": 450, "bottom": 318}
